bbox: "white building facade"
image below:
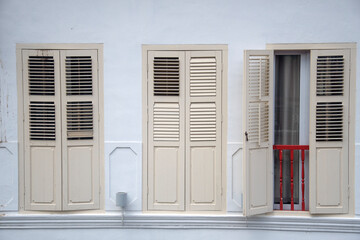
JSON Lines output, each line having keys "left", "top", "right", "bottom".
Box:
{"left": 0, "top": 0, "right": 360, "bottom": 239}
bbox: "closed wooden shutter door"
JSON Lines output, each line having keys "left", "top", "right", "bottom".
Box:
{"left": 60, "top": 50, "right": 100, "bottom": 210}
{"left": 243, "top": 50, "right": 274, "bottom": 216}
{"left": 309, "top": 49, "right": 350, "bottom": 214}
{"left": 147, "top": 51, "right": 185, "bottom": 210}
{"left": 23, "top": 50, "right": 62, "bottom": 211}
{"left": 186, "top": 51, "right": 222, "bottom": 211}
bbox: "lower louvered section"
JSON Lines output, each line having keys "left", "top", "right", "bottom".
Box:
{"left": 190, "top": 57, "right": 217, "bottom": 97}
{"left": 29, "top": 101, "right": 56, "bottom": 140}
{"left": 248, "top": 103, "right": 259, "bottom": 143}
{"left": 153, "top": 103, "right": 180, "bottom": 141}
{"left": 248, "top": 102, "right": 269, "bottom": 144}
{"left": 259, "top": 103, "right": 269, "bottom": 143}
{"left": 190, "top": 103, "right": 216, "bottom": 141}
{"left": 316, "top": 102, "right": 343, "bottom": 142}
{"left": 67, "top": 101, "right": 93, "bottom": 140}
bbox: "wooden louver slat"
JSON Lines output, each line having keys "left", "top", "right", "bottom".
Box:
{"left": 29, "top": 101, "right": 56, "bottom": 140}
{"left": 316, "top": 55, "right": 344, "bottom": 96}
{"left": 28, "top": 56, "right": 55, "bottom": 96}
{"left": 67, "top": 101, "right": 93, "bottom": 140}
{"left": 190, "top": 103, "right": 216, "bottom": 141}
{"left": 248, "top": 102, "right": 269, "bottom": 144}
{"left": 190, "top": 57, "right": 216, "bottom": 97}
{"left": 66, "top": 56, "right": 93, "bottom": 95}
{"left": 153, "top": 57, "right": 180, "bottom": 96}
{"left": 316, "top": 102, "right": 343, "bottom": 141}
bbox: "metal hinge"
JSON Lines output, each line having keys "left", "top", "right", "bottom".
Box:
{"left": 147, "top": 107, "right": 149, "bottom": 123}
{"left": 147, "top": 186, "right": 149, "bottom": 195}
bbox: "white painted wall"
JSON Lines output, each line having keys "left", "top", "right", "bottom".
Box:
{"left": 0, "top": 0, "right": 359, "bottom": 237}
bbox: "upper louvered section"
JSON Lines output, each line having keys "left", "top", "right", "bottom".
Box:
{"left": 67, "top": 101, "right": 93, "bottom": 140}
{"left": 66, "top": 56, "right": 93, "bottom": 95}
{"left": 153, "top": 57, "right": 180, "bottom": 96}
{"left": 248, "top": 55, "right": 270, "bottom": 99}
{"left": 29, "top": 101, "right": 55, "bottom": 140}
{"left": 317, "top": 55, "right": 344, "bottom": 96}
{"left": 28, "top": 56, "right": 55, "bottom": 95}
{"left": 248, "top": 103, "right": 269, "bottom": 144}
{"left": 190, "top": 103, "right": 216, "bottom": 141}
{"left": 153, "top": 103, "right": 180, "bottom": 141}
{"left": 190, "top": 57, "right": 216, "bottom": 97}
{"left": 316, "top": 102, "right": 343, "bottom": 142}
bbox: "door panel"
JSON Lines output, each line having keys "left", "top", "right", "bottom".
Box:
{"left": 186, "top": 51, "right": 222, "bottom": 211}
{"left": 147, "top": 51, "right": 185, "bottom": 211}
{"left": 243, "top": 50, "right": 274, "bottom": 216}
{"left": 309, "top": 50, "right": 349, "bottom": 214}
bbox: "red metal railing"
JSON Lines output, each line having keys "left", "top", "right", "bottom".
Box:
{"left": 273, "top": 145, "right": 309, "bottom": 211}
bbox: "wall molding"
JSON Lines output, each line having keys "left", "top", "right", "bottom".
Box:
{"left": 0, "top": 142, "right": 18, "bottom": 211}
{"left": 1, "top": 213, "right": 360, "bottom": 233}
{"left": 227, "top": 142, "right": 243, "bottom": 212}
{"left": 105, "top": 141, "right": 142, "bottom": 211}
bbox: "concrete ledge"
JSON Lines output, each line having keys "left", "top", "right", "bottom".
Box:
{"left": 1, "top": 213, "right": 360, "bottom": 233}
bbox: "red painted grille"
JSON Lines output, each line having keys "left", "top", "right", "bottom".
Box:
{"left": 273, "top": 145, "right": 309, "bottom": 211}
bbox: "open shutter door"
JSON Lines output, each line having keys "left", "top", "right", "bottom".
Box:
{"left": 309, "top": 50, "right": 349, "bottom": 214}
{"left": 61, "top": 50, "right": 100, "bottom": 210}
{"left": 243, "top": 50, "right": 274, "bottom": 216}
{"left": 23, "top": 50, "right": 62, "bottom": 211}
{"left": 186, "top": 51, "right": 222, "bottom": 211}
{"left": 147, "top": 51, "right": 185, "bottom": 210}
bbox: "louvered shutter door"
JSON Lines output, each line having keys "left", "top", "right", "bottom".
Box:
{"left": 309, "top": 50, "right": 350, "bottom": 214}
{"left": 243, "top": 50, "right": 274, "bottom": 216}
{"left": 147, "top": 51, "right": 185, "bottom": 210}
{"left": 23, "top": 50, "right": 62, "bottom": 211}
{"left": 185, "top": 51, "right": 222, "bottom": 211}
{"left": 60, "top": 50, "right": 100, "bottom": 210}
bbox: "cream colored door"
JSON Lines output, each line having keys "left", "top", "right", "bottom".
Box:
{"left": 23, "top": 50, "right": 62, "bottom": 211}
{"left": 186, "top": 51, "right": 222, "bottom": 211}
{"left": 243, "top": 50, "right": 274, "bottom": 216}
{"left": 60, "top": 50, "right": 100, "bottom": 210}
{"left": 147, "top": 51, "right": 186, "bottom": 210}
{"left": 309, "top": 49, "right": 349, "bottom": 214}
